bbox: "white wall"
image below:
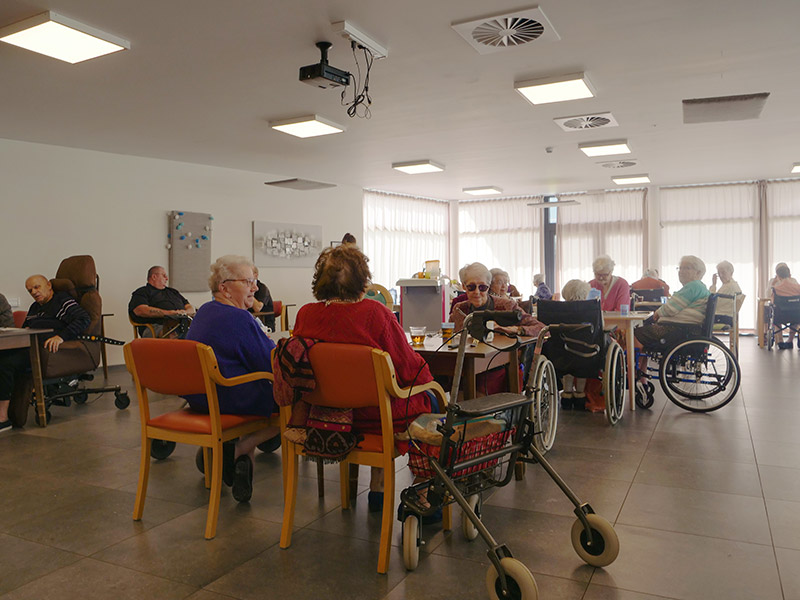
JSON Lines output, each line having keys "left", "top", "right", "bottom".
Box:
{"left": 0, "top": 138, "right": 363, "bottom": 365}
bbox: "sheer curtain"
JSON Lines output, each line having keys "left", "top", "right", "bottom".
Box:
{"left": 556, "top": 190, "right": 645, "bottom": 291}
{"left": 766, "top": 180, "right": 800, "bottom": 293}
{"left": 363, "top": 190, "right": 449, "bottom": 289}
{"left": 660, "top": 183, "right": 758, "bottom": 329}
{"left": 458, "top": 198, "right": 542, "bottom": 297}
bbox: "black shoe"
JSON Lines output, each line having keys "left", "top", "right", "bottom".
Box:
{"left": 368, "top": 491, "right": 384, "bottom": 513}
{"left": 0, "top": 420, "right": 12, "bottom": 433}
{"left": 256, "top": 434, "right": 282, "bottom": 454}
{"left": 561, "top": 393, "right": 573, "bottom": 410}
{"left": 572, "top": 394, "right": 587, "bottom": 411}
{"left": 778, "top": 341, "right": 792, "bottom": 350}
{"left": 232, "top": 455, "right": 253, "bottom": 503}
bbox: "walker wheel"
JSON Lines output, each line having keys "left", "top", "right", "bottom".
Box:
{"left": 571, "top": 513, "right": 620, "bottom": 567}
{"left": 635, "top": 384, "right": 654, "bottom": 409}
{"left": 402, "top": 514, "right": 420, "bottom": 571}
{"left": 150, "top": 439, "right": 177, "bottom": 460}
{"left": 74, "top": 392, "right": 89, "bottom": 404}
{"left": 486, "top": 557, "right": 538, "bottom": 600}
{"left": 462, "top": 494, "right": 480, "bottom": 541}
{"left": 114, "top": 392, "right": 130, "bottom": 410}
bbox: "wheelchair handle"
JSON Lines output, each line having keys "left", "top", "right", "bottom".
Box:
{"left": 466, "top": 310, "right": 521, "bottom": 340}
{"left": 546, "top": 323, "right": 592, "bottom": 333}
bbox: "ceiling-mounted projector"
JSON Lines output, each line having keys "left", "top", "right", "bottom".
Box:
{"left": 299, "top": 41, "right": 351, "bottom": 89}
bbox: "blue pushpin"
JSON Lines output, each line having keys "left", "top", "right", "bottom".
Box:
{"left": 177, "top": 212, "right": 184, "bottom": 216}
{"left": 180, "top": 235, "right": 186, "bottom": 240}
{"left": 201, "top": 235, "right": 208, "bottom": 240}
{"left": 167, "top": 233, "right": 171, "bottom": 239}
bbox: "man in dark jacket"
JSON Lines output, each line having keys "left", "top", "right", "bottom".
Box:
{"left": 0, "top": 275, "right": 91, "bottom": 431}
{"left": 128, "top": 266, "right": 195, "bottom": 337}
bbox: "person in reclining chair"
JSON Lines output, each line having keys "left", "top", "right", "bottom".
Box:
{"left": 129, "top": 266, "right": 195, "bottom": 338}
{"left": 0, "top": 275, "right": 91, "bottom": 431}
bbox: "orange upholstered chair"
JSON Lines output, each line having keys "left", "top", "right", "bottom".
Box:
{"left": 124, "top": 338, "right": 275, "bottom": 539}
{"left": 12, "top": 310, "right": 26, "bottom": 328}
{"left": 278, "top": 342, "right": 448, "bottom": 574}
{"left": 271, "top": 300, "right": 289, "bottom": 331}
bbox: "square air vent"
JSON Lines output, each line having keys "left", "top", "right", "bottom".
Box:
{"left": 554, "top": 112, "right": 618, "bottom": 132}
{"left": 451, "top": 6, "right": 560, "bottom": 55}
{"left": 682, "top": 92, "right": 770, "bottom": 124}
{"left": 264, "top": 178, "right": 336, "bottom": 190}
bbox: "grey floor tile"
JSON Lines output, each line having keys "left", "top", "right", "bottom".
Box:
{"left": 591, "top": 524, "right": 783, "bottom": 600}
{"left": 184, "top": 591, "right": 240, "bottom": 600}
{"left": 766, "top": 498, "right": 800, "bottom": 550}
{"left": 583, "top": 583, "right": 680, "bottom": 599}
{"left": 753, "top": 439, "right": 800, "bottom": 469}
{"left": 759, "top": 465, "right": 800, "bottom": 502}
{"left": 645, "top": 430, "right": 756, "bottom": 464}
{"left": 634, "top": 453, "right": 763, "bottom": 497}
{"left": 92, "top": 508, "right": 281, "bottom": 587}
{"left": 776, "top": 547, "right": 800, "bottom": 600}
{"left": 653, "top": 412, "right": 752, "bottom": 439}
{"left": 1, "top": 557, "right": 197, "bottom": 600}
{"left": 617, "top": 482, "right": 771, "bottom": 544}
{"left": 0, "top": 534, "right": 81, "bottom": 595}
{"left": 541, "top": 444, "right": 644, "bottom": 482}
{"left": 206, "top": 527, "right": 406, "bottom": 600}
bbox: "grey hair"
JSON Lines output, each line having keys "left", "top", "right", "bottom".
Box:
{"left": 561, "top": 279, "right": 591, "bottom": 301}
{"left": 209, "top": 255, "right": 255, "bottom": 292}
{"left": 716, "top": 260, "right": 734, "bottom": 277}
{"left": 643, "top": 268, "right": 660, "bottom": 278}
{"left": 533, "top": 273, "right": 545, "bottom": 285}
{"left": 490, "top": 268, "right": 509, "bottom": 282}
{"left": 460, "top": 262, "right": 492, "bottom": 286}
{"left": 680, "top": 255, "right": 706, "bottom": 278}
{"left": 592, "top": 255, "right": 615, "bottom": 274}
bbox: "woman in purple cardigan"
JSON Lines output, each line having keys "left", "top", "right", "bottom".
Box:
{"left": 589, "top": 255, "right": 631, "bottom": 312}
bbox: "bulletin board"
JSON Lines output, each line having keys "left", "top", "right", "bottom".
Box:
{"left": 167, "top": 210, "right": 213, "bottom": 291}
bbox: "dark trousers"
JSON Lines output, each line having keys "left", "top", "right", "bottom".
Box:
{"left": 0, "top": 348, "right": 31, "bottom": 401}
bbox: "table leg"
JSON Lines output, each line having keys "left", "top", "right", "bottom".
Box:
{"left": 464, "top": 357, "right": 476, "bottom": 400}
{"left": 29, "top": 336, "right": 47, "bottom": 427}
{"left": 626, "top": 321, "right": 636, "bottom": 411}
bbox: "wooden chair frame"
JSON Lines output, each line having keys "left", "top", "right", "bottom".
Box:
{"left": 124, "top": 338, "right": 275, "bottom": 539}
{"left": 278, "top": 343, "right": 448, "bottom": 574}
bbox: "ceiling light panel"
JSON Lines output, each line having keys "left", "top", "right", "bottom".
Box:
{"left": 579, "top": 140, "right": 631, "bottom": 157}
{"left": 0, "top": 11, "right": 128, "bottom": 63}
{"left": 463, "top": 186, "right": 502, "bottom": 196}
{"left": 792, "top": 163, "right": 800, "bottom": 174}
{"left": 392, "top": 160, "right": 445, "bottom": 174}
{"left": 515, "top": 73, "right": 594, "bottom": 105}
{"left": 612, "top": 174, "right": 650, "bottom": 185}
{"left": 269, "top": 115, "right": 344, "bottom": 138}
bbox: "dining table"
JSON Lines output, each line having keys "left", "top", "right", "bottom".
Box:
{"left": 0, "top": 327, "right": 53, "bottom": 427}
{"left": 601, "top": 310, "right": 653, "bottom": 410}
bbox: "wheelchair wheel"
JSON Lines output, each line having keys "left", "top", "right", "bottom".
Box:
{"left": 532, "top": 358, "right": 558, "bottom": 453}
{"left": 635, "top": 380, "right": 655, "bottom": 409}
{"left": 659, "top": 338, "right": 740, "bottom": 412}
{"left": 571, "top": 513, "right": 619, "bottom": 567}
{"left": 486, "top": 557, "right": 538, "bottom": 600}
{"left": 34, "top": 410, "right": 52, "bottom": 426}
{"left": 402, "top": 514, "right": 420, "bottom": 571}
{"left": 462, "top": 494, "right": 481, "bottom": 541}
{"left": 603, "top": 340, "right": 626, "bottom": 425}
{"left": 74, "top": 392, "right": 89, "bottom": 404}
{"left": 114, "top": 391, "right": 130, "bottom": 410}
{"left": 150, "top": 439, "right": 177, "bottom": 460}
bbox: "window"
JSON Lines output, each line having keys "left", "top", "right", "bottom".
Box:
{"left": 766, "top": 180, "right": 800, "bottom": 293}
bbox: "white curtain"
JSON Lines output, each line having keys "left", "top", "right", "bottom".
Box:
{"left": 458, "top": 198, "right": 542, "bottom": 297}
{"left": 363, "top": 190, "right": 449, "bottom": 290}
{"left": 556, "top": 190, "right": 645, "bottom": 292}
{"left": 766, "top": 180, "right": 800, "bottom": 294}
{"left": 660, "top": 183, "right": 758, "bottom": 329}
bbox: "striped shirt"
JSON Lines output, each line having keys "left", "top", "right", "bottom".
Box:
{"left": 657, "top": 280, "right": 709, "bottom": 325}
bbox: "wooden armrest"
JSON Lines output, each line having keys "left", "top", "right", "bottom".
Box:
{"left": 394, "top": 380, "right": 448, "bottom": 406}
{"left": 213, "top": 369, "right": 274, "bottom": 387}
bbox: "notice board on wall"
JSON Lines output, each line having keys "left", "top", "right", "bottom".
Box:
{"left": 167, "top": 210, "right": 213, "bottom": 291}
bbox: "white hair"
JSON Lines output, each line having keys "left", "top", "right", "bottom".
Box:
{"left": 680, "top": 255, "right": 706, "bottom": 278}
{"left": 561, "top": 279, "right": 591, "bottom": 301}
{"left": 716, "top": 260, "right": 734, "bottom": 277}
{"left": 643, "top": 268, "right": 660, "bottom": 278}
{"left": 460, "top": 262, "right": 492, "bottom": 285}
{"left": 489, "top": 268, "right": 509, "bottom": 282}
{"left": 209, "top": 255, "right": 255, "bottom": 292}
{"left": 592, "top": 255, "right": 615, "bottom": 274}
{"left": 533, "top": 273, "right": 545, "bottom": 285}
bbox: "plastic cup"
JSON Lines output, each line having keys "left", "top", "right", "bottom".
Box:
{"left": 660, "top": 296, "right": 668, "bottom": 304}
{"left": 409, "top": 326, "right": 427, "bottom": 346}
{"left": 440, "top": 322, "right": 454, "bottom": 340}
{"left": 620, "top": 304, "right": 630, "bottom": 316}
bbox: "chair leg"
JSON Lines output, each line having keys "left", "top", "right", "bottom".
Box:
{"left": 280, "top": 445, "right": 300, "bottom": 548}
{"left": 317, "top": 459, "right": 325, "bottom": 497}
{"left": 339, "top": 461, "right": 350, "bottom": 509}
{"left": 204, "top": 441, "right": 224, "bottom": 540}
{"left": 133, "top": 437, "right": 152, "bottom": 521}
{"left": 348, "top": 463, "right": 359, "bottom": 499}
{"left": 377, "top": 459, "right": 395, "bottom": 574}
{"left": 203, "top": 447, "right": 212, "bottom": 489}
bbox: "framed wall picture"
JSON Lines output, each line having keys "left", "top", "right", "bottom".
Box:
{"left": 253, "top": 221, "right": 323, "bottom": 268}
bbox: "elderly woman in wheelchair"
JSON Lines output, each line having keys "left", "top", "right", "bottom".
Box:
{"left": 633, "top": 255, "right": 740, "bottom": 413}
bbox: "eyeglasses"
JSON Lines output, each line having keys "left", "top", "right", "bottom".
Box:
{"left": 465, "top": 283, "right": 489, "bottom": 292}
{"left": 676, "top": 266, "right": 695, "bottom": 272}
{"left": 223, "top": 278, "right": 256, "bottom": 285}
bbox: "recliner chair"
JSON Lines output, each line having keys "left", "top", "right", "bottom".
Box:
{"left": 26, "top": 255, "right": 129, "bottom": 425}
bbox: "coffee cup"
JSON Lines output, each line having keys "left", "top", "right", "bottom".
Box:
{"left": 620, "top": 304, "right": 630, "bottom": 316}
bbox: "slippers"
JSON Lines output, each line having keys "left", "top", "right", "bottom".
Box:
{"left": 232, "top": 455, "right": 253, "bottom": 503}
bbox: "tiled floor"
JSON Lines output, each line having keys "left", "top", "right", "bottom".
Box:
{"left": 1, "top": 337, "right": 799, "bottom": 599}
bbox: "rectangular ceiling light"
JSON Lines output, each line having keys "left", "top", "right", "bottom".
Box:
{"left": 269, "top": 115, "right": 345, "bottom": 138}
{"left": 515, "top": 73, "right": 594, "bottom": 105}
{"left": 612, "top": 174, "right": 650, "bottom": 185}
{"left": 0, "top": 11, "right": 128, "bottom": 64}
{"left": 579, "top": 140, "right": 631, "bottom": 157}
{"left": 792, "top": 163, "right": 800, "bottom": 174}
{"left": 392, "top": 160, "right": 444, "bottom": 174}
{"left": 463, "top": 186, "right": 502, "bottom": 196}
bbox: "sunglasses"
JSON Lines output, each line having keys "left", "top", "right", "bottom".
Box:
{"left": 465, "top": 283, "right": 489, "bottom": 292}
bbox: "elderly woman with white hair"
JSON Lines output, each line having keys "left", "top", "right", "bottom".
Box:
{"left": 634, "top": 255, "right": 710, "bottom": 349}
{"left": 710, "top": 260, "right": 743, "bottom": 327}
{"left": 185, "top": 254, "right": 279, "bottom": 503}
{"left": 533, "top": 273, "right": 553, "bottom": 301}
{"left": 589, "top": 255, "right": 631, "bottom": 312}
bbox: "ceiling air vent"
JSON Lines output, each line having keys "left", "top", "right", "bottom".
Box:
{"left": 452, "top": 6, "right": 560, "bottom": 55}
{"left": 598, "top": 160, "right": 638, "bottom": 169}
{"left": 264, "top": 178, "right": 336, "bottom": 190}
{"left": 683, "top": 92, "right": 770, "bottom": 124}
{"left": 554, "top": 112, "right": 618, "bottom": 132}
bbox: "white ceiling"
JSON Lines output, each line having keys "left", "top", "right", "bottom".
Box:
{"left": 2, "top": 0, "right": 800, "bottom": 200}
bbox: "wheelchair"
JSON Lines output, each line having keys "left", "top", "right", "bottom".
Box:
{"left": 534, "top": 299, "right": 627, "bottom": 425}
{"left": 634, "top": 294, "right": 741, "bottom": 413}
{"left": 766, "top": 294, "right": 800, "bottom": 351}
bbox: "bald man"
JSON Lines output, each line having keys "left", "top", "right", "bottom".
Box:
{"left": 0, "top": 275, "right": 90, "bottom": 431}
